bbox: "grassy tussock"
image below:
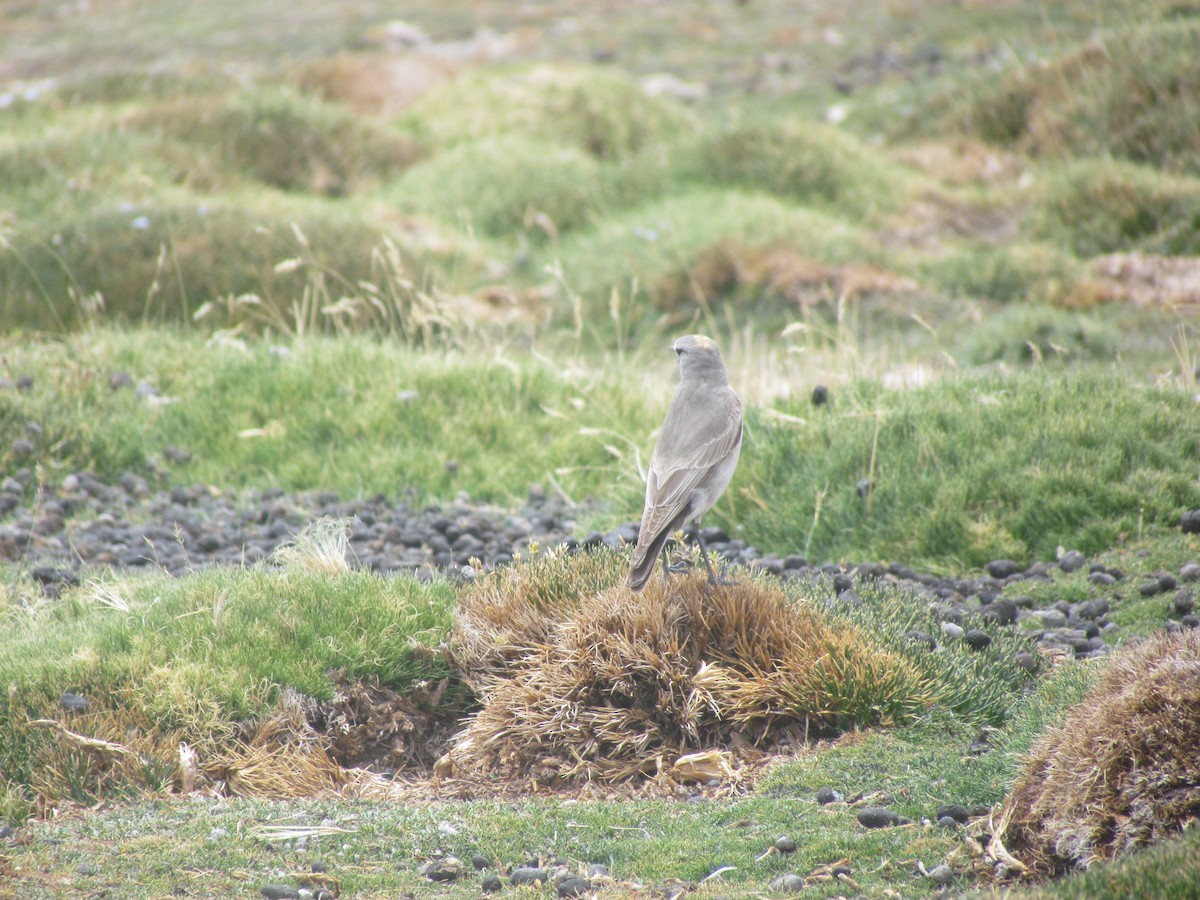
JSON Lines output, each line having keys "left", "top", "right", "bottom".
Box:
{"left": 918, "top": 242, "right": 1080, "bottom": 305}
{"left": 130, "top": 89, "right": 423, "bottom": 195}
{"left": 832, "top": 578, "right": 1037, "bottom": 725}
{"left": 448, "top": 557, "right": 933, "bottom": 783}
{"left": 955, "top": 305, "right": 1119, "bottom": 367}
{"left": 392, "top": 135, "right": 603, "bottom": 239}
{"left": 1034, "top": 158, "right": 1200, "bottom": 257}
{"left": 938, "top": 21, "right": 1200, "bottom": 174}
{"left": 0, "top": 567, "right": 456, "bottom": 813}
{"left": 401, "top": 64, "right": 696, "bottom": 160}
{"left": 0, "top": 206, "right": 426, "bottom": 331}
{"left": 541, "top": 187, "right": 872, "bottom": 310}
{"left": 1018, "top": 827, "right": 1200, "bottom": 900}
{"left": 994, "top": 630, "right": 1200, "bottom": 880}
{"left": 689, "top": 121, "right": 914, "bottom": 217}
{"left": 450, "top": 546, "right": 629, "bottom": 689}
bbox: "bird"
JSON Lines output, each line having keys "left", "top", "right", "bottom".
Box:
{"left": 627, "top": 334, "right": 743, "bottom": 591}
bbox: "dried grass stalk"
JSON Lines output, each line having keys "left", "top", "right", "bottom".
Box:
{"left": 204, "top": 707, "right": 347, "bottom": 799}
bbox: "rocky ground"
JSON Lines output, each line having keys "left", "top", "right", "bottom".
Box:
{"left": 4, "top": 467, "right": 1198, "bottom": 663}
{"left": 4, "top": 469, "right": 1200, "bottom": 899}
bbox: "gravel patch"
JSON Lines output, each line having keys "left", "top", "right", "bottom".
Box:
{"left": 3, "top": 471, "right": 1197, "bottom": 659}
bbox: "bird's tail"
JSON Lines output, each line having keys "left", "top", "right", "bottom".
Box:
{"left": 627, "top": 526, "right": 674, "bottom": 592}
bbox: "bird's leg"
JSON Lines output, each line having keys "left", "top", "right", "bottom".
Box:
{"left": 693, "top": 520, "right": 736, "bottom": 586}
{"left": 661, "top": 532, "right": 693, "bottom": 578}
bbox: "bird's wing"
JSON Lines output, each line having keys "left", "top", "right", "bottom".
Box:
{"left": 635, "top": 388, "right": 742, "bottom": 550}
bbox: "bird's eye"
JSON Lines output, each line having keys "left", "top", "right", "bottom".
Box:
{"left": 673, "top": 347, "right": 683, "bottom": 356}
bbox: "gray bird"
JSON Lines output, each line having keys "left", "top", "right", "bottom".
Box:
{"left": 627, "top": 334, "right": 743, "bottom": 591}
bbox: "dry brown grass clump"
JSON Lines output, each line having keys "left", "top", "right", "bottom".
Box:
{"left": 652, "top": 241, "right": 922, "bottom": 316}
{"left": 992, "top": 630, "right": 1200, "bottom": 880}
{"left": 450, "top": 545, "right": 628, "bottom": 690}
{"left": 445, "top": 552, "right": 934, "bottom": 784}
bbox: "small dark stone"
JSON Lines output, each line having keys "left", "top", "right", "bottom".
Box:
{"left": 557, "top": 876, "right": 591, "bottom": 897}
{"left": 774, "top": 836, "right": 797, "bottom": 854}
{"left": 11, "top": 438, "right": 35, "bottom": 456}
{"left": 855, "top": 478, "right": 873, "bottom": 498}
{"left": 31, "top": 566, "right": 79, "bottom": 587}
{"left": 472, "top": 853, "right": 490, "bottom": 870}
{"left": 1183, "top": 614, "right": 1200, "bottom": 629}
{"left": 1182, "top": 510, "right": 1200, "bottom": 534}
{"left": 980, "top": 599, "right": 1018, "bottom": 626}
{"left": 968, "top": 738, "right": 993, "bottom": 756}
{"left": 260, "top": 887, "right": 302, "bottom": 900}
{"left": 1180, "top": 562, "right": 1200, "bottom": 582}
{"left": 937, "top": 815, "right": 960, "bottom": 829}
{"left": 1176, "top": 592, "right": 1196, "bottom": 616}
{"left": 109, "top": 371, "right": 134, "bottom": 391}
{"left": 15, "top": 374, "right": 33, "bottom": 391}
{"left": 310, "top": 861, "right": 327, "bottom": 873}
{"left": 985, "top": 559, "right": 1021, "bottom": 579}
{"left": 59, "top": 692, "right": 89, "bottom": 714}
{"left": 1139, "top": 580, "right": 1166, "bottom": 597}
{"left": 770, "top": 873, "right": 805, "bottom": 893}
{"left": 482, "top": 874, "right": 503, "bottom": 894}
{"left": 1058, "top": 550, "right": 1087, "bottom": 573}
{"left": 1160, "top": 573, "right": 1179, "bottom": 591}
{"left": 511, "top": 867, "right": 550, "bottom": 886}
{"left": 1015, "top": 651, "right": 1038, "bottom": 673}
{"left": 0, "top": 825, "right": 13, "bottom": 840}
{"left": 1089, "top": 571, "right": 1116, "bottom": 586}
{"left": 1075, "top": 599, "right": 1110, "bottom": 620}
{"left": 935, "top": 804, "right": 970, "bottom": 824}
{"left": 857, "top": 806, "right": 901, "bottom": 829}
{"left": 815, "top": 786, "right": 842, "bottom": 804}
{"left": 419, "top": 856, "right": 464, "bottom": 882}
{"left": 905, "top": 630, "right": 937, "bottom": 651}
{"left": 1040, "top": 610, "right": 1068, "bottom": 631}
{"left": 811, "top": 384, "right": 829, "bottom": 406}
{"left": 963, "top": 629, "right": 992, "bottom": 651}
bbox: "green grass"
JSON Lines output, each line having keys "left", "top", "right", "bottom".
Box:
{"left": 540, "top": 187, "right": 875, "bottom": 314}
{"left": 0, "top": 661, "right": 1105, "bottom": 898}
{"left": 1034, "top": 158, "right": 1200, "bottom": 257}
{"left": 0, "top": 566, "right": 457, "bottom": 799}
{"left": 399, "top": 63, "right": 696, "bottom": 160}
{"left": 742, "top": 371, "right": 1200, "bottom": 569}
{"left": 930, "top": 20, "right": 1200, "bottom": 175}
{"left": 0, "top": 330, "right": 657, "bottom": 505}
{"left": 4, "top": 330, "right": 1199, "bottom": 569}
{"left": 390, "top": 135, "right": 605, "bottom": 239}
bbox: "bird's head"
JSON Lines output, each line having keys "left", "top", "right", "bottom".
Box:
{"left": 672, "top": 334, "right": 728, "bottom": 383}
